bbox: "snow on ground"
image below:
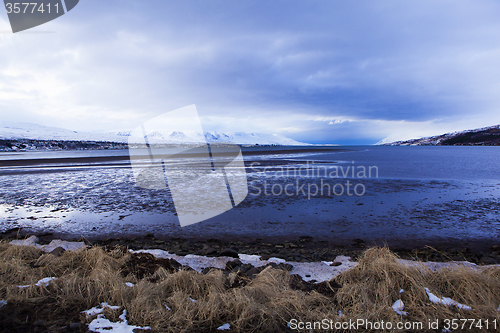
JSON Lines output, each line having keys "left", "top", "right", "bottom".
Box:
{"left": 10, "top": 236, "right": 87, "bottom": 252}
{"left": 398, "top": 259, "right": 493, "bottom": 272}
{"left": 82, "top": 303, "right": 121, "bottom": 318}
{"left": 217, "top": 323, "right": 231, "bottom": 330}
{"left": 18, "top": 277, "right": 58, "bottom": 288}
{"left": 131, "top": 248, "right": 500, "bottom": 283}
{"left": 83, "top": 303, "right": 151, "bottom": 333}
{"left": 132, "top": 249, "right": 358, "bottom": 282}
{"left": 34, "top": 277, "right": 58, "bottom": 287}
{"left": 392, "top": 299, "right": 408, "bottom": 316}
{"left": 87, "top": 309, "right": 151, "bottom": 333}
{"left": 9, "top": 239, "right": 500, "bottom": 283}
{"left": 424, "top": 287, "right": 472, "bottom": 310}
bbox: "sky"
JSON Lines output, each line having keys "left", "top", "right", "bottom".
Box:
{"left": 1, "top": 0, "right": 500, "bottom": 145}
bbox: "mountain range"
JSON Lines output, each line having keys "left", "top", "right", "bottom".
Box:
{"left": 383, "top": 124, "right": 500, "bottom": 146}
{"left": 0, "top": 122, "right": 307, "bottom": 146}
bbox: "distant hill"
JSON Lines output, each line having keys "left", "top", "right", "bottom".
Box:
{"left": 384, "top": 125, "right": 500, "bottom": 146}
{"left": 0, "top": 122, "right": 307, "bottom": 146}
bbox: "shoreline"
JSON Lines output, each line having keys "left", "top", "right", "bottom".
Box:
{"left": 2, "top": 239, "right": 500, "bottom": 332}
{"left": 0, "top": 147, "right": 347, "bottom": 167}
{"left": 3, "top": 229, "right": 500, "bottom": 265}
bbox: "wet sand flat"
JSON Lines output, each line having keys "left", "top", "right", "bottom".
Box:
{"left": 0, "top": 146, "right": 499, "bottom": 252}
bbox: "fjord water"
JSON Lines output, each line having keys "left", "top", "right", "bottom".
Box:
{"left": 304, "top": 146, "right": 500, "bottom": 182}
{"left": 0, "top": 146, "right": 499, "bottom": 248}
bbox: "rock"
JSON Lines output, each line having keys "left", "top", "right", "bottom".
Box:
{"left": 245, "top": 266, "right": 264, "bottom": 277}
{"left": 219, "top": 248, "right": 239, "bottom": 258}
{"left": 33, "top": 320, "right": 45, "bottom": 327}
{"left": 69, "top": 323, "right": 81, "bottom": 330}
{"left": 238, "top": 264, "right": 255, "bottom": 274}
{"left": 311, "top": 253, "right": 320, "bottom": 261}
{"left": 226, "top": 259, "right": 242, "bottom": 271}
{"left": 180, "top": 241, "right": 194, "bottom": 251}
{"left": 121, "top": 253, "right": 182, "bottom": 279}
{"left": 201, "top": 267, "right": 222, "bottom": 274}
{"left": 49, "top": 246, "right": 66, "bottom": 257}
{"left": 202, "top": 244, "right": 217, "bottom": 255}
{"left": 330, "top": 262, "right": 342, "bottom": 267}
{"left": 480, "top": 255, "right": 498, "bottom": 265}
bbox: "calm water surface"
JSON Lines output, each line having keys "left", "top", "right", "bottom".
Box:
{"left": 0, "top": 146, "right": 499, "bottom": 248}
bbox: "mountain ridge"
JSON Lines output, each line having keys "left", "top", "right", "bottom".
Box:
{"left": 382, "top": 124, "right": 500, "bottom": 146}
{"left": 0, "top": 121, "right": 307, "bottom": 146}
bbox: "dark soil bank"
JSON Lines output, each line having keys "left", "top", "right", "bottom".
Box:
{"left": 3, "top": 228, "right": 500, "bottom": 265}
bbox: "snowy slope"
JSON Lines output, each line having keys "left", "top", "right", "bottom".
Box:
{"left": 381, "top": 124, "right": 500, "bottom": 146}
{"left": 0, "top": 122, "right": 307, "bottom": 146}
{"left": 0, "top": 122, "right": 128, "bottom": 142}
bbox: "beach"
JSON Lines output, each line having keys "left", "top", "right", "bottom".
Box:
{"left": 1, "top": 146, "right": 499, "bottom": 258}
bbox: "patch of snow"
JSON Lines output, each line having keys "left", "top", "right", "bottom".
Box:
{"left": 392, "top": 299, "right": 408, "bottom": 316}
{"left": 131, "top": 249, "right": 358, "bottom": 282}
{"left": 267, "top": 257, "right": 286, "bottom": 264}
{"left": 10, "top": 235, "right": 39, "bottom": 247}
{"left": 87, "top": 309, "right": 151, "bottom": 333}
{"left": 131, "top": 249, "right": 500, "bottom": 284}
{"left": 399, "top": 289, "right": 404, "bottom": 294}
{"left": 337, "top": 310, "right": 345, "bottom": 318}
{"left": 10, "top": 236, "right": 87, "bottom": 252}
{"left": 131, "top": 249, "right": 230, "bottom": 272}
{"left": 399, "top": 259, "right": 483, "bottom": 272}
{"left": 18, "top": 277, "right": 57, "bottom": 288}
{"left": 217, "top": 323, "right": 230, "bottom": 330}
{"left": 238, "top": 254, "right": 261, "bottom": 261}
{"left": 424, "top": 288, "right": 472, "bottom": 310}
{"left": 43, "top": 239, "right": 87, "bottom": 252}
{"left": 35, "top": 277, "right": 57, "bottom": 287}
{"left": 163, "top": 303, "right": 171, "bottom": 311}
{"left": 82, "top": 302, "right": 121, "bottom": 318}
{"left": 125, "top": 282, "right": 134, "bottom": 288}
{"left": 189, "top": 297, "right": 197, "bottom": 303}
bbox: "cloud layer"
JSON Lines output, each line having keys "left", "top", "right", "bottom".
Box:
{"left": 1, "top": 0, "right": 500, "bottom": 144}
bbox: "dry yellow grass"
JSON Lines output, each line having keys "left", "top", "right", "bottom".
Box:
{"left": 0, "top": 241, "right": 499, "bottom": 332}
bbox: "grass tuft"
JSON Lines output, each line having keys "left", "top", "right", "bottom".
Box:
{"left": 0, "top": 243, "right": 499, "bottom": 332}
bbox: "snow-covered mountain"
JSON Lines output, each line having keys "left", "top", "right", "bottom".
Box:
{"left": 0, "top": 122, "right": 308, "bottom": 146}
{"left": 134, "top": 130, "right": 307, "bottom": 145}
{"left": 381, "top": 124, "right": 500, "bottom": 146}
{"left": 0, "top": 122, "right": 127, "bottom": 142}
